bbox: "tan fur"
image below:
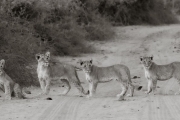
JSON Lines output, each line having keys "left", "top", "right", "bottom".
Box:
{"left": 140, "top": 56, "right": 180, "bottom": 95}
{"left": 35, "top": 52, "right": 88, "bottom": 96}
{"left": 79, "top": 59, "right": 142, "bottom": 100}
{"left": 0, "top": 59, "right": 25, "bottom": 100}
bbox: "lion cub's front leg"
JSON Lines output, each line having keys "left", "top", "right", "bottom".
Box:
{"left": 4, "top": 82, "right": 11, "bottom": 100}
{"left": 44, "top": 79, "right": 50, "bottom": 95}
{"left": 151, "top": 80, "right": 157, "bottom": 95}
{"left": 38, "top": 78, "right": 46, "bottom": 95}
{"left": 145, "top": 79, "right": 152, "bottom": 94}
{"left": 145, "top": 79, "right": 157, "bottom": 95}
{"left": 87, "top": 82, "right": 98, "bottom": 98}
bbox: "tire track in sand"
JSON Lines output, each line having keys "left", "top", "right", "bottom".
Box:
{"left": 37, "top": 96, "right": 72, "bottom": 120}
{"left": 54, "top": 97, "right": 84, "bottom": 120}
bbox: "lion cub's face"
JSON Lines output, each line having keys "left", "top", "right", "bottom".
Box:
{"left": 140, "top": 56, "right": 153, "bottom": 69}
{"left": 79, "top": 59, "right": 93, "bottom": 73}
{"left": 35, "top": 52, "right": 50, "bottom": 67}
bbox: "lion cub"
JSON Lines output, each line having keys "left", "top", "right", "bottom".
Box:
{"left": 140, "top": 55, "right": 180, "bottom": 95}
{"left": 0, "top": 59, "right": 25, "bottom": 100}
{"left": 79, "top": 59, "right": 142, "bottom": 100}
{"left": 35, "top": 52, "right": 88, "bottom": 96}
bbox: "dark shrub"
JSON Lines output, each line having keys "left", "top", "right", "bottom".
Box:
{"left": 11, "top": 2, "right": 38, "bottom": 20}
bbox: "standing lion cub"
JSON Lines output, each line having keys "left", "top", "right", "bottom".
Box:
{"left": 0, "top": 59, "right": 26, "bottom": 100}
{"left": 140, "top": 55, "right": 180, "bottom": 95}
{"left": 35, "top": 51, "right": 88, "bottom": 96}
{"left": 79, "top": 59, "right": 142, "bottom": 100}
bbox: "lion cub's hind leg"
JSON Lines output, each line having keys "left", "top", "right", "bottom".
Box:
{"left": 87, "top": 82, "right": 98, "bottom": 98}
{"left": 59, "top": 79, "right": 71, "bottom": 96}
{"left": 151, "top": 80, "right": 157, "bottom": 95}
{"left": 73, "top": 81, "right": 89, "bottom": 97}
{"left": 126, "top": 84, "right": 134, "bottom": 97}
{"left": 13, "top": 83, "right": 25, "bottom": 99}
{"left": 117, "top": 82, "right": 128, "bottom": 101}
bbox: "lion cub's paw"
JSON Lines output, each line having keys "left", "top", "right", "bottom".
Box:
{"left": 126, "top": 94, "right": 133, "bottom": 97}
{"left": 36, "top": 92, "right": 47, "bottom": 97}
{"left": 5, "top": 96, "right": 11, "bottom": 100}
{"left": 175, "top": 92, "right": 180, "bottom": 95}
{"left": 145, "top": 91, "right": 150, "bottom": 94}
{"left": 116, "top": 94, "right": 121, "bottom": 97}
{"left": 86, "top": 95, "right": 92, "bottom": 99}
{"left": 118, "top": 95, "right": 125, "bottom": 101}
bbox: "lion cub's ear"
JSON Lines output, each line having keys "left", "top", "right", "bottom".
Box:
{"left": 35, "top": 53, "right": 41, "bottom": 61}
{"left": 79, "top": 60, "right": 84, "bottom": 66}
{"left": 0, "top": 59, "right": 5, "bottom": 68}
{"left": 90, "top": 59, "right": 93, "bottom": 64}
{"left": 140, "top": 56, "right": 143, "bottom": 61}
{"left": 150, "top": 55, "right": 153, "bottom": 60}
{"left": 77, "top": 60, "right": 83, "bottom": 66}
{"left": 45, "top": 51, "right": 50, "bottom": 60}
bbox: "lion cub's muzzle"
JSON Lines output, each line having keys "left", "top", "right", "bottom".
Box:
{"left": 84, "top": 70, "right": 91, "bottom": 73}
{"left": 43, "top": 62, "right": 49, "bottom": 67}
{"left": 144, "top": 64, "right": 152, "bottom": 69}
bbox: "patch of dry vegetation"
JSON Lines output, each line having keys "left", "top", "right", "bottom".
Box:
{"left": 0, "top": 0, "right": 115, "bottom": 87}
{"left": 93, "top": 0, "right": 178, "bottom": 25}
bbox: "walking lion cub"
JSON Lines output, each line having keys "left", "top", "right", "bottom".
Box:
{"left": 140, "top": 55, "right": 180, "bottom": 95}
{"left": 35, "top": 51, "right": 88, "bottom": 96}
{"left": 79, "top": 59, "right": 142, "bottom": 100}
{"left": 0, "top": 59, "right": 25, "bottom": 100}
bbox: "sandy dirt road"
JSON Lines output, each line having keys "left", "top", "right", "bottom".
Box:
{"left": 1, "top": 25, "right": 180, "bottom": 120}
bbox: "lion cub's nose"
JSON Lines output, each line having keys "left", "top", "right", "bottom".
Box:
{"left": 44, "top": 62, "right": 49, "bottom": 66}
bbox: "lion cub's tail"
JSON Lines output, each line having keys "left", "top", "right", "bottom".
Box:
{"left": 135, "top": 85, "right": 143, "bottom": 91}
{"left": 129, "top": 82, "right": 142, "bottom": 91}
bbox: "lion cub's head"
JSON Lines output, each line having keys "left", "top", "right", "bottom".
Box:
{"left": 0, "top": 59, "right": 5, "bottom": 76}
{"left": 140, "top": 55, "right": 153, "bottom": 69}
{"left": 35, "top": 51, "right": 50, "bottom": 67}
{"left": 79, "top": 59, "right": 93, "bottom": 73}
